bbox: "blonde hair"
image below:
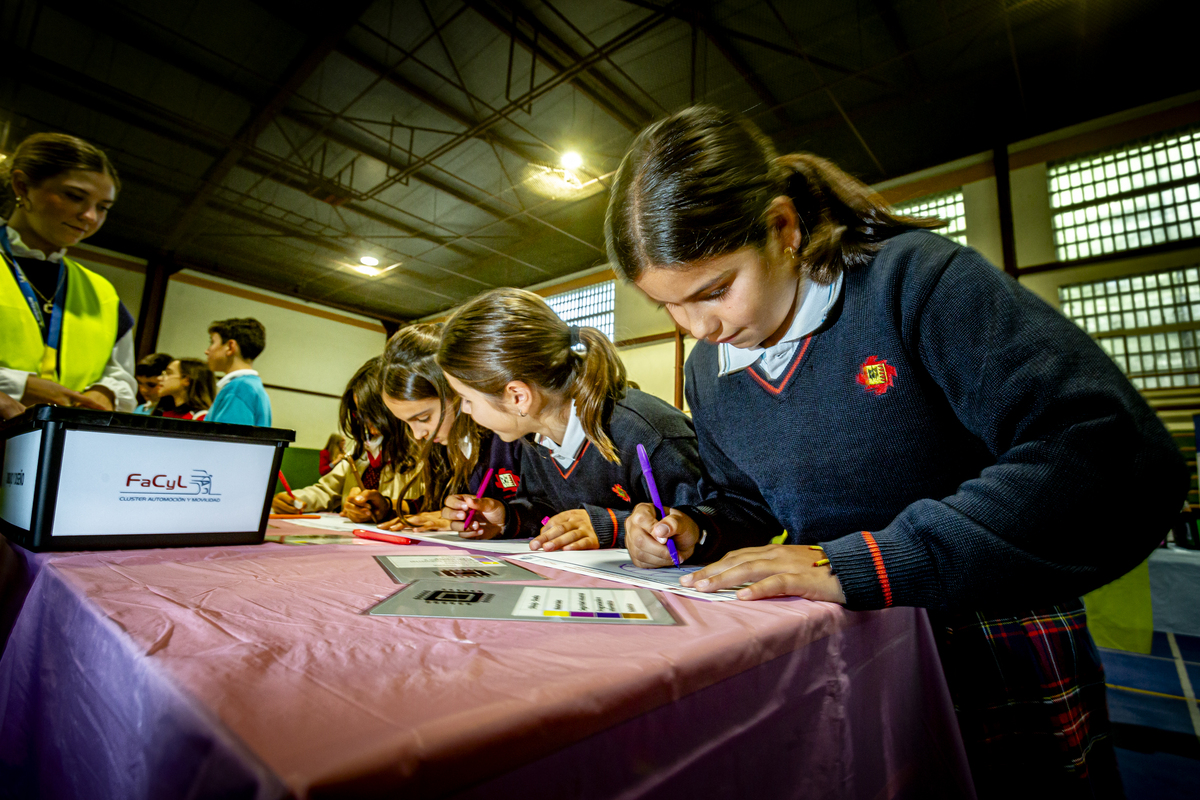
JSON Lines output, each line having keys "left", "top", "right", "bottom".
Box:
{"left": 438, "top": 288, "right": 628, "bottom": 463}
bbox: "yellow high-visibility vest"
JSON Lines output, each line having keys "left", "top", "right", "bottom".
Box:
{"left": 0, "top": 256, "right": 119, "bottom": 392}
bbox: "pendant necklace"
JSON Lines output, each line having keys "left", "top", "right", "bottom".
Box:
{"left": 28, "top": 269, "right": 64, "bottom": 315}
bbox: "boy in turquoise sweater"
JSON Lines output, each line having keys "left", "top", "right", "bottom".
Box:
{"left": 204, "top": 318, "right": 272, "bottom": 427}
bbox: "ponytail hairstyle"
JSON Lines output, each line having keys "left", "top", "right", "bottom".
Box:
{"left": 338, "top": 357, "right": 407, "bottom": 471}
{"left": 1, "top": 132, "right": 121, "bottom": 218}
{"left": 438, "top": 288, "right": 628, "bottom": 464}
{"left": 604, "top": 105, "right": 943, "bottom": 284}
{"left": 173, "top": 359, "right": 216, "bottom": 413}
{"left": 381, "top": 323, "right": 482, "bottom": 509}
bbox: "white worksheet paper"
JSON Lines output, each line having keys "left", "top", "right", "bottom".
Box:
{"left": 280, "top": 516, "right": 537, "bottom": 554}
{"left": 282, "top": 513, "right": 360, "bottom": 532}
{"left": 512, "top": 549, "right": 739, "bottom": 602}
{"left": 376, "top": 530, "right": 539, "bottom": 555}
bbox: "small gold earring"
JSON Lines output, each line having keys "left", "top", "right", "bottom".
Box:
{"left": 784, "top": 246, "right": 796, "bottom": 259}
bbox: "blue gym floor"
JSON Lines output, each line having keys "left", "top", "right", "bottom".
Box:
{"left": 1101, "top": 631, "right": 1200, "bottom": 797}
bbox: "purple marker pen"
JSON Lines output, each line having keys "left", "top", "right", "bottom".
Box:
{"left": 636, "top": 443, "right": 679, "bottom": 566}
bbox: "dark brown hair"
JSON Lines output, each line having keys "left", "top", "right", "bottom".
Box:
{"left": 381, "top": 323, "right": 482, "bottom": 510}
{"left": 605, "top": 105, "right": 942, "bottom": 284}
{"left": 438, "top": 288, "right": 628, "bottom": 464}
{"left": 1, "top": 132, "right": 121, "bottom": 218}
{"left": 135, "top": 352, "right": 173, "bottom": 378}
{"left": 172, "top": 358, "right": 216, "bottom": 413}
{"left": 339, "top": 357, "right": 407, "bottom": 470}
{"left": 208, "top": 318, "right": 266, "bottom": 361}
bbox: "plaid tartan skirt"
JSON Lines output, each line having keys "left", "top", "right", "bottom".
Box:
{"left": 929, "top": 599, "right": 1124, "bottom": 800}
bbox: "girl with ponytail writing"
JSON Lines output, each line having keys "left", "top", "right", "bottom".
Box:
{"left": 437, "top": 288, "right": 703, "bottom": 552}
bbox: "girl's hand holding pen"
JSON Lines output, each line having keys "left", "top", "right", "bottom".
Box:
{"left": 532, "top": 509, "right": 599, "bottom": 552}
{"left": 626, "top": 504, "right": 699, "bottom": 568}
{"left": 343, "top": 490, "right": 392, "bottom": 523}
{"left": 441, "top": 494, "right": 506, "bottom": 539}
{"left": 271, "top": 492, "right": 306, "bottom": 514}
{"left": 378, "top": 510, "right": 452, "bottom": 532}
{"left": 679, "top": 544, "right": 847, "bottom": 603}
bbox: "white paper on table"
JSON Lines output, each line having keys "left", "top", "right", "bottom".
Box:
{"left": 278, "top": 516, "right": 536, "bottom": 554}
{"left": 282, "top": 513, "right": 361, "bottom": 532}
{"left": 511, "top": 549, "right": 739, "bottom": 602}
{"left": 365, "top": 529, "right": 539, "bottom": 555}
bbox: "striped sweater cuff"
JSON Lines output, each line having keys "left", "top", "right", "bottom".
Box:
{"left": 583, "top": 505, "right": 624, "bottom": 548}
{"left": 820, "top": 525, "right": 940, "bottom": 610}
{"left": 821, "top": 532, "right": 892, "bottom": 610}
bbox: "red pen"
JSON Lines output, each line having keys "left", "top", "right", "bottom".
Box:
{"left": 463, "top": 468, "right": 494, "bottom": 530}
{"left": 278, "top": 470, "right": 304, "bottom": 511}
{"left": 353, "top": 529, "right": 416, "bottom": 545}
{"left": 278, "top": 471, "right": 298, "bottom": 498}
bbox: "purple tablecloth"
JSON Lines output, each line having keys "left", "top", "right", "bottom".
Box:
{"left": 0, "top": 534, "right": 974, "bottom": 799}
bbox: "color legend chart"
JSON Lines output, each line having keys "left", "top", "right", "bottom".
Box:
{"left": 510, "top": 586, "right": 651, "bottom": 620}
{"left": 367, "top": 581, "right": 677, "bottom": 625}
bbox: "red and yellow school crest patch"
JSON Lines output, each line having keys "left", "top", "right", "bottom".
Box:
{"left": 494, "top": 469, "right": 520, "bottom": 494}
{"left": 856, "top": 356, "right": 897, "bottom": 396}
{"left": 612, "top": 484, "right": 631, "bottom": 502}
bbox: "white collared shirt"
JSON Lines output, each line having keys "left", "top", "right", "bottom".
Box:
{"left": 216, "top": 368, "right": 259, "bottom": 390}
{"left": 1, "top": 219, "right": 67, "bottom": 262}
{"left": 0, "top": 221, "right": 137, "bottom": 411}
{"left": 535, "top": 401, "right": 588, "bottom": 468}
{"left": 718, "top": 273, "right": 844, "bottom": 379}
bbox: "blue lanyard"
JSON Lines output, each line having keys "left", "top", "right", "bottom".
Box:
{"left": 0, "top": 225, "right": 67, "bottom": 350}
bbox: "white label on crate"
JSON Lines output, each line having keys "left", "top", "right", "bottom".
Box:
{"left": 1, "top": 430, "right": 43, "bottom": 530}
{"left": 52, "top": 429, "right": 276, "bottom": 536}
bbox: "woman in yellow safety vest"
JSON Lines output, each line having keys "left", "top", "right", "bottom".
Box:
{"left": 0, "top": 132, "right": 136, "bottom": 420}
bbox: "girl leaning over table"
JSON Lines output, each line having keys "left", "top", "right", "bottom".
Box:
{"left": 0, "top": 132, "right": 136, "bottom": 420}
{"left": 270, "top": 356, "right": 423, "bottom": 524}
{"left": 371, "top": 322, "right": 522, "bottom": 534}
{"left": 436, "top": 290, "right": 703, "bottom": 552}
{"left": 608, "top": 106, "right": 1187, "bottom": 800}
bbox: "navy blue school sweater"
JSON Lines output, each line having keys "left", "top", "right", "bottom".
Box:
{"left": 497, "top": 388, "right": 703, "bottom": 546}
{"left": 677, "top": 230, "right": 1188, "bottom": 612}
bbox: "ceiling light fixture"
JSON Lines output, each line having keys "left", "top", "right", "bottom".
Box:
{"left": 561, "top": 151, "right": 583, "bottom": 171}
{"left": 522, "top": 162, "right": 604, "bottom": 200}
{"left": 359, "top": 255, "right": 379, "bottom": 266}
{"left": 353, "top": 264, "right": 382, "bottom": 277}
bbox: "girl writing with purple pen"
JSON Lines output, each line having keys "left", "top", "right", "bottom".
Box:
{"left": 607, "top": 106, "right": 1186, "bottom": 799}
{"left": 436, "top": 287, "right": 703, "bottom": 553}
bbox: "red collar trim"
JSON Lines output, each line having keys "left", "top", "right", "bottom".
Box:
{"left": 746, "top": 336, "right": 812, "bottom": 396}
{"left": 552, "top": 440, "right": 591, "bottom": 479}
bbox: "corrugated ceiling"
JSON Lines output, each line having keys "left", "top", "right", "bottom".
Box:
{"left": 1, "top": 0, "right": 1191, "bottom": 323}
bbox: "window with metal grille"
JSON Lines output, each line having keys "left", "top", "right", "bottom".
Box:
{"left": 1058, "top": 265, "right": 1200, "bottom": 389}
{"left": 893, "top": 189, "right": 967, "bottom": 246}
{"left": 1049, "top": 127, "right": 1200, "bottom": 261}
{"left": 545, "top": 280, "right": 615, "bottom": 343}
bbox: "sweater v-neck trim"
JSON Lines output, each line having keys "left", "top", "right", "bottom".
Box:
{"left": 746, "top": 335, "right": 812, "bottom": 395}
{"left": 550, "top": 439, "right": 591, "bottom": 479}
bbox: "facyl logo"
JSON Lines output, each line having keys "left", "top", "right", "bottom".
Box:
{"left": 4, "top": 470, "right": 24, "bottom": 486}
{"left": 120, "top": 470, "right": 221, "bottom": 503}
